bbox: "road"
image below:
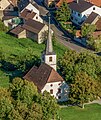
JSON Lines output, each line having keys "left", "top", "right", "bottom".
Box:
{"left": 51, "top": 23, "right": 86, "bottom": 52}
{"left": 35, "top": 1, "right": 89, "bottom": 52}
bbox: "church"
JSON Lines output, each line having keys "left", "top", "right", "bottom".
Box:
{"left": 24, "top": 13, "right": 69, "bottom": 102}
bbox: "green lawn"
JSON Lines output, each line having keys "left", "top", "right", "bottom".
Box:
{"left": 59, "top": 104, "right": 101, "bottom": 120}
{"left": 0, "top": 32, "right": 67, "bottom": 58}
{"left": 0, "top": 32, "right": 68, "bottom": 87}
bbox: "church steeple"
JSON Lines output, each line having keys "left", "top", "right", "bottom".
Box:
{"left": 41, "top": 12, "right": 56, "bottom": 71}
{"left": 46, "top": 12, "right": 53, "bottom": 54}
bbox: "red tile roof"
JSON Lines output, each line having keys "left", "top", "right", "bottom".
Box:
{"left": 86, "top": 0, "right": 101, "bottom": 7}
{"left": 56, "top": 0, "right": 73, "bottom": 7}
{"left": 23, "top": 63, "right": 64, "bottom": 91}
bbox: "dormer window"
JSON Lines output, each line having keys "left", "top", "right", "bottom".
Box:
{"left": 49, "top": 57, "right": 52, "bottom": 62}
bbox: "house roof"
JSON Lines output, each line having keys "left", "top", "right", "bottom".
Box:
{"left": 95, "top": 18, "right": 101, "bottom": 31}
{"left": 23, "top": 63, "right": 64, "bottom": 91}
{"left": 3, "top": 11, "right": 18, "bottom": 16}
{"left": 22, "top": 19, "right": 45, "bottom": 34}
{"left": 2, "top": 11, "right": 18, "bottom": 20}
{"left": 8, "top": 0, "right": 17, "bottom": 6}
{"left": 2, "top": 16, "right": 15, "bottom": 20}
{"left": 18, "top": 0, "right": 39, "bottom": 12}
{"left": 10, "top": 25, "right": 24, "bottom": 35}
{"left": 56, "top": 0, "right": 73, "bottom": 7}
{"left": 20, "top": 9, "right": 36, "bottom": 20}
{"left": 83, "top": 12, "right": 99, "bottom": 24}
{"left": 69, "top": 0, "right": 93, "bottom": 13}
{"left": 86, "top": 0, "right": 101, "bottom": 7}
{"left": 10, "top": 19, "right": 45, "bottom": 35}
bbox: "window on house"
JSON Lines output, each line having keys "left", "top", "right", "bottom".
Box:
{"left": 93, "top": 7, "right": 95, "bottom": 10}
{"left": 50, "top": 84, "right": 53, "bottom": 87}
{"left": 58, "top": 96, "right": 61, "bottom": 99}
{"left": 49, "top": 57, "right": 52, "bottom": 62}
{"left": 58, "top": 88, "right": 61, "bottom": 93}
{"left": 50, "top": 89, "right": 53, "bottom": 94}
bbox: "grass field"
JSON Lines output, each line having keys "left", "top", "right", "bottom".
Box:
{"left": 59, "top": 104, "right": 101, "bottom": 120}
{"left": 0, "top": 32, "right": 68, "bottom": 58}
{"left": 0, "top": 32, "right": 68, "bottom": 87}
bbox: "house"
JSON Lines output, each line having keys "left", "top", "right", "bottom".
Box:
{"left": 2, "top": 11, "right": 19, "bottom": 27}
{"left": 93, "top": 18, "right": 101, "bottom": 37}
{"left": 83, "top": 12, "right": 100, "bottom": 25}
{"left": 86, "top": 0, "right": 101, "bottom": 7}
{"left": 20, "top": 9, "right": 43, "bottom": 23}
{"left": 0, "top": 0, "right": 14, "bottom": 19}
{"left": 10, "top": 19, "right": 48, "bottom": 43}
{"left": 18, "top": 0, "right": 40, "bottom": 15}
{"left": 69, "top": 0, "right": 101, "bottom": 26}
{"left": 8, "top": 0, "right": 17, "bottom": 6}
{"left": 24, "top": 14, "right": 69, "bottom": 102}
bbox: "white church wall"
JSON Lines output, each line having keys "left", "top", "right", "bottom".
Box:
{"left": 41, "top": 81, "right": 69, "bottom": 102}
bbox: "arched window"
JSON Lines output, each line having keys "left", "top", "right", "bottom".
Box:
{"left": 50, "top": 89, "right": 53, "bottom": 94}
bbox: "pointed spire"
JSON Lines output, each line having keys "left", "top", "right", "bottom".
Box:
{"left": 46, "top": 12, "right": 53, "bottom": 54}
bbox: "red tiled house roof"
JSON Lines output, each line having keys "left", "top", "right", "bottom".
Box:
{"left": 23, "top": 63, "right": 64, "bottom": 91}
{"left": 86, "top": 0, "right": 101, "bottom": 7}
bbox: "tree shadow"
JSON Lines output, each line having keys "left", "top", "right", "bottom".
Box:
{"left": 0, "top": 56, "right": 41, "bottom": 83}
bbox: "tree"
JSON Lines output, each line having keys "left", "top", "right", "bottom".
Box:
{"left": 81, "top": 23, "right": 96, "bottom": 38}
{"left": 26, "top": 102, "right": 43, "bottom": 120}
{"left": 58, "top": 50, "right": 79, "bottom": 82}
{"left": 55, "top": 0, "right": 70, "bottom": 22}
{"left": 0, "top": 20, "right": 9, "bottom": 32}
{"left": 0, "top": 78, "right": 59, "bottom": 120}
{"left": 58, "top": 50, "right": 101, "bottom": 83}
{"left": 69, "top": 72, "right": 98, "bottom": 108}
{"left": 36, "top": 91, "right": 59, "bottom": 120}
{"left": 87, "top": 35, "right": 101, "bottom": 52}
{"left": 9, "top": 78, "right": 38, "bottom": 105}
{"left": 0, "top": 88, "right": 13, "bottom": 119}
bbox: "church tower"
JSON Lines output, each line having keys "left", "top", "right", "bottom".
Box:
{"left": 42, "top": 12, "right": 56, "bottom": 71}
